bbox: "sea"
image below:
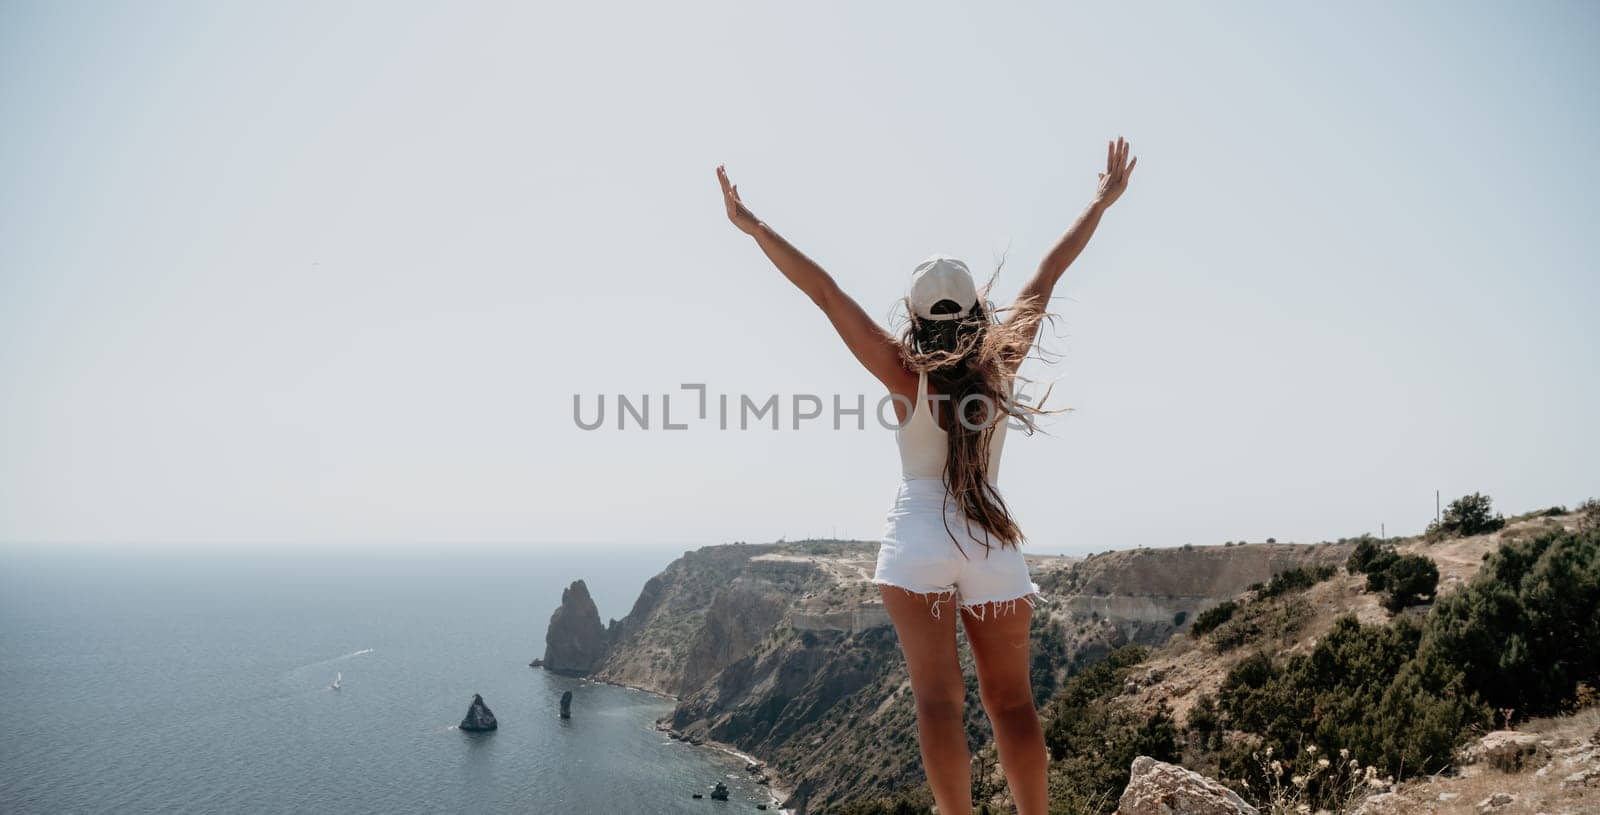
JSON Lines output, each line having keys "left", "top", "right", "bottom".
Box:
{"left": 0, "top": 543, "right": 784, "bottom": 814}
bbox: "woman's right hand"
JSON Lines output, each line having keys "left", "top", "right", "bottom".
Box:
{"left": 716, "top": 165, "right": 761, "bottom": 235}
{"left": 1093, "top": 137, "right": 1137, "bottom": 208}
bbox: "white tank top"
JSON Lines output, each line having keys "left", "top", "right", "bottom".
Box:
{"left": 896, "top": 371, "right": 1009, "bottom": 482}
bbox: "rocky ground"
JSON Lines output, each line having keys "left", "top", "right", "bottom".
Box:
{"left": 1355, "top": 709, "right": 1600, "bottom": 815}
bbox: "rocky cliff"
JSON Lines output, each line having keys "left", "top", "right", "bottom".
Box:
{"left": 592, "top": 543, "right": 850, "bottom": 696}
{"left": 543, "top": 537, "right": 1353, "bottom": 812}
{"left": 1033, "top": 542, "right": 1352, "bottom": 677}
{"left": 541, "top": 579, "right": 610, "bottom": 676}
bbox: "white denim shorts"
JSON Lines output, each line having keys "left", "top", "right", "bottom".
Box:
{"left": 872, "top": 478, "right": 1041, "bottom": 619}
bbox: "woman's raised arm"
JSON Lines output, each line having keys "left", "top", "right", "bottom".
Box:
{"left": 1008, "top": 138, "right": 1137, "bottom": 353}
{"left": 717, "top": 165, "right": 914, "bottom": 394}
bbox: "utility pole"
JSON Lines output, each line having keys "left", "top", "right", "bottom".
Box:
{"left": 1436, "top": 490, "right": 1441, "bottom": 524}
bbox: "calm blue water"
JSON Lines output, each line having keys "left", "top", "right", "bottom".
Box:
{"left": 0, "top": 544, "right": 782, "bottom": 814}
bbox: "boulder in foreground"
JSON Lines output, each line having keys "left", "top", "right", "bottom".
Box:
{"left": 1116, "top": 755, "right": 1257, "bottom": 815}
{"left": 460, "top": 693, "right": 498, "bottom": 732}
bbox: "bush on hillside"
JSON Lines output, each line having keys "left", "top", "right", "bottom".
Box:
{"left": 1381, "top": 555, "right": 1439, "bottom": 611}
{"left": 1042, "top": 647, "right": 1177, "bottom": 815}
{"left": 1421, "top": 526, "right": 1600, "bottom": 719}
{"left": 1218, "top": 616, "right": 1486, "bottom": 802}
{"left": 1029, "top": 611, "right": 1072, "bottom": 706}
{"left": 1209, "top": 526, "right": 1600, "bottom": 810}
{"left": 1427, "top": 492, "right": 1506, "bottom": 539}
{"left": 1210, "top": 597, "right": 1312, "bottom": 653}
{"left": 1346, "top": 536, "right": 1387, "bottom": 574}
{"left": 1578, "top": 498, "right": 1600, "bottom": 532}
{"left": 1349, "top": 540, "right": 1439, "bottom": 610}
{"left": 1185, "top": 693, "right": 1222, "bottom": 751}
{"left": 1188, "top": 601, "right": 1237, "bottom": 636}
{"left": 1362, "top": 551, "right": 1402, "bottom": 592}
{"left": 1256, "top": 565, "right": 1337, "bottom": 599}
{"left": 1348, "top": 538, "right": 1404, "bottom": 589}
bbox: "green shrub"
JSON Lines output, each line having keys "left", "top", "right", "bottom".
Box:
{"left": 1428, "top": 492, "right": 1506, "bottom": 538}
{"left": 1381, "top": 555, "right": 1439, "bottom": 611}
{"left": 1257, "top": 565, "right": 1336, "bottom": 599}
{"left": 1218, "top": 616, "right": 1486, "bottom": 799}
{"left": 1578, "top": 498, "right": 1600, "bottom": 532}
{"left": 1185, "top": 693, "right": 1222, "bottom": 751}
{"left": 1211, "top": 526, "right": 1600, "bottom": 809}
{"left": 1351, "top": 543, "right": 1438, "bottom": 610}
{"left": 1346, "top": 536, "right": 1388, "bottom": 574}
{"left": 1421, "top": 526, "right": 1600, "bottom": 718}
{"left": 1362, "top": 549, "right": 1401, "bottom": 591}
{"left": 1042, "top": 646, "right": 1176, "bottom": 815}
{"left": 1189, "top": 601, "right": 1237, "bottom": 636}
{"left": 1210, "top": 597, "right": 1311, "bottom": 653}
{"left": 1029, "top": 610, "right": 1072, "bottom": 706}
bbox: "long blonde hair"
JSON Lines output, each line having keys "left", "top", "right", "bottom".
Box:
{"left": 898, "top": 283, "right": 1056, "bottom": 553}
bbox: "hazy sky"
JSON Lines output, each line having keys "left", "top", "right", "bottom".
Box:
{"left": 2, "top": 1, "right": 1596, "bottom": 553}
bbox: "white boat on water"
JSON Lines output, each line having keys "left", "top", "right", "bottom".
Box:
{"left": 331, "top": 672, "right": 342, "bottom": 691}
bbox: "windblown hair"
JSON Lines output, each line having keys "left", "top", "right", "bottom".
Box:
{"left": 898, "top": 279, "right": 1058, "bottom": 554}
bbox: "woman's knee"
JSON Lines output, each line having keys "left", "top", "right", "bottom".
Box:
{"left": 980, "top": 686, "right": 1036, "bottom": 723}
{"left": 915, "top": 688, "right": 960, "bottom": 720}
{"left": 913, "top": 681, "right": 966, "bottom": 721}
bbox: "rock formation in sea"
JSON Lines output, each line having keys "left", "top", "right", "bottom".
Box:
{"left": 459, "top": 693, "right": 498, "bottom": 732}
{"left": 540, "top": 579, "right": 610, "bottom": 675}
{"left": 559, "top": 690, "right": 572, "bottom": 719}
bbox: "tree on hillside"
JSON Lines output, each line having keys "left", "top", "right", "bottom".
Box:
{"left": 1346, "top": 536, "right": 1387, "bottom": 573}
{"left": 1381, "top": 555, "right": 1439, "bottom": 612}
{"left": 1428, "top": 492, "right": 1505, "bottom": 538}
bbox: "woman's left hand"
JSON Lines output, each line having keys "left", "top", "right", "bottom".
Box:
{"left": 1094, "top": 137, "right": 1137, "bottom": 208}
{"left": 717, "top": 165, "right": 761, "bottom": 235}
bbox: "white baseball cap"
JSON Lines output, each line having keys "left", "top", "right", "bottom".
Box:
{"left": 908, "top": 255, "right": 979, "bottom": 321}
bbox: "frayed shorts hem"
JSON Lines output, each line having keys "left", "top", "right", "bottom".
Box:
{"left": 872, "top": 578, "right": 1043, "bottom": 620}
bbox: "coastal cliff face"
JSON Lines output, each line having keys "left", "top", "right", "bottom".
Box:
{"left": 546, "top": 538, "right": 1353, "bottom": 812}
{"left": 591, "top": 543, "right": 838, "bottom": 696}
{"left": 541, "top": 579, "right": 610, "bottom": 676}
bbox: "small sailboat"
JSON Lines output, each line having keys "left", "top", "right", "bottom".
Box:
{"left": 330, "top": 672, "right": 342, "bottom": 691}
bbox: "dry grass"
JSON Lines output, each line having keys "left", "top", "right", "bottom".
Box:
{"left": 1364, "top": 708, "right": 1600, "bottom": 815}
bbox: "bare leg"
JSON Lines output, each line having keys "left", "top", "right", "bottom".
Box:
{"left": 878, "top": 585, "right": 971, "bottom": 815}
{"left": 962, "top": 600, "right": 1047, "bottom": 815}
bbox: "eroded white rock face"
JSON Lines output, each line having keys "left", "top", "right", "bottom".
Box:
{"left": 1116, "top": 755, "right": 1258, "bottom": 815}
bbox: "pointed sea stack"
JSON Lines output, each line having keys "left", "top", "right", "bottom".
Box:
{"left": 559, "top": 690, "right": 573, "bottom": 719}
{"left": 541, "top": 579, "right": 610, "bottom": 675}
{"left": 460, "top": 694, "right": 498, "bottom": 732}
